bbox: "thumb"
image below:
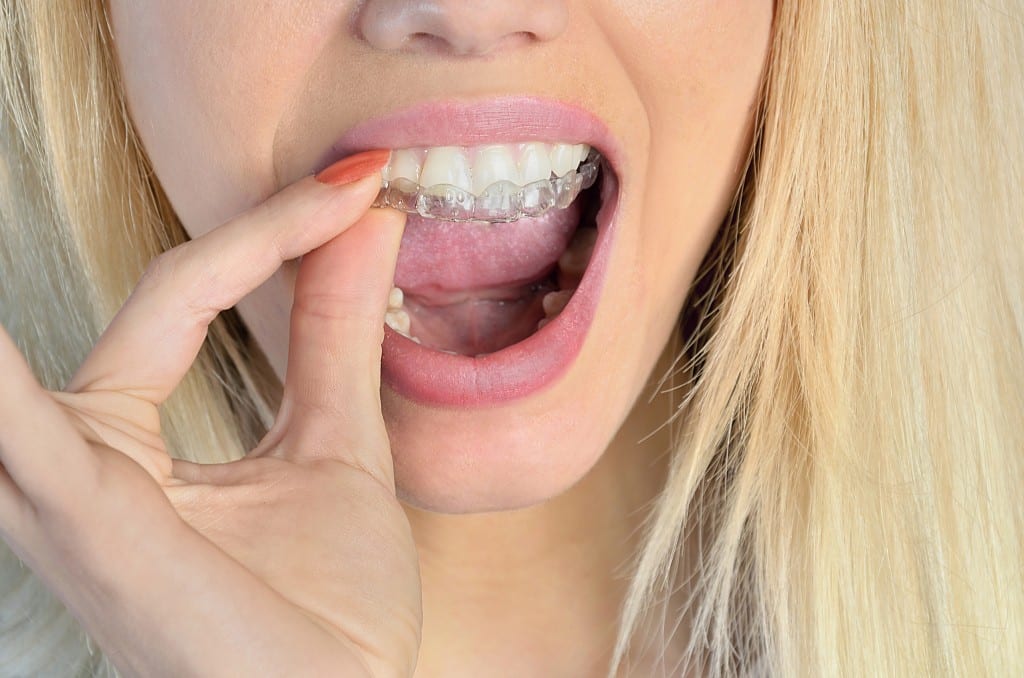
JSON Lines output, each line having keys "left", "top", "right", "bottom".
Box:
{"left": 275, "top": 206, "right": 406, "bottom": 465}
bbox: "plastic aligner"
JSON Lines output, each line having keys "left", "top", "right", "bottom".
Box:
{"left": 372, "top": 149, "right": 602, "bottom": 223}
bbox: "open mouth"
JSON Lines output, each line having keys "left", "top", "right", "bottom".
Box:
{"left": 377, "top": 141, "right": 612, "bottom": 357}
{"left": 326, "top": 96, "right": 622, "bottom": 405}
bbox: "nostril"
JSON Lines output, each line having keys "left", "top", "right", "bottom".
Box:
{"left": 357, "top": 0, "right": 568, "bottom": 57}
{"left": 420, "top": 30, "right": 538, "bottom": 57}
{"left": 405, "top": 32, "right": 450, "bottom": 54}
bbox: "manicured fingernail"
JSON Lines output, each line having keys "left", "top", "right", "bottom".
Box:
{"left": 315, "top": 149, "right": 391, "bottom": 187}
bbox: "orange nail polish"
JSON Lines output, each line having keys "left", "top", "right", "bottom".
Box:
{"left": 315, "top": 148, "right": 391, "bottom": 186}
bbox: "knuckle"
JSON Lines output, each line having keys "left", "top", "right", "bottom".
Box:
{"left": 138, "top": 244, "right": 190, "bottom": 296}
{"left": 293, "top": 293, "right": 384, "bottom": 335}
{"left": 249, "top": 188, "right": 285, "bottom": 225}
{"left": 138, "top": 244, "right": 219, "bottom": 324}
{"left": 245, "top": 192, "right": 298, "bottom": 256}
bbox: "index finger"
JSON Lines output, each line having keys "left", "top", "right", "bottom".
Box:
{"left": 0, "top": 324, "right": 94, "bottom": 524}
{"left": 66, "top": 150, "right": 390, "bottom": 406}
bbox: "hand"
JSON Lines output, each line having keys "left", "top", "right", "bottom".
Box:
{"left": 0, "top": 165, "right": 421, "bottom": 677}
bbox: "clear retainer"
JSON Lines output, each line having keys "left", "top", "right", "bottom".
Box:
{"left": 372, "top": 148, "right": 601, "bottom": 223}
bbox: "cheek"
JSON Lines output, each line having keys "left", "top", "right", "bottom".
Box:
{"left": 108, "top": 1, "right": 338, "bottom": 234}
{"left": 621, "top": 1, "right": 772, "bottom": 314}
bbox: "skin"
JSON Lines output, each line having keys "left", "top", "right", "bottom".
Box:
{"left": 0, "top": 1, "right": 772, "bottom": 676}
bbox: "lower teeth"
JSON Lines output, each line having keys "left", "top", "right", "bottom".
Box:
{"left": 537, "top": 288, "right": 576, "bottom": 331}
{"left": 373, "top": 149, "right": 601, "bottom": 224}
{"left": 385, "top": 289, "right": 419, "bottom": 343}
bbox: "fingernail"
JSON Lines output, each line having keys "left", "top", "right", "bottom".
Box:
{"left": 315, "top": 149, "right": 391, "bottom": 187}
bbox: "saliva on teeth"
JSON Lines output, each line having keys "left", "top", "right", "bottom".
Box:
{"left": 372, "top": 142, "right": 600, "bottom": 223}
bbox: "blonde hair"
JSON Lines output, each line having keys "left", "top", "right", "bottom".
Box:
{"left": 616, "top": 2, "right": 1024, "bottom": 675}
{"left": 1, "top": 2, "right": 1021, "bottom": 677}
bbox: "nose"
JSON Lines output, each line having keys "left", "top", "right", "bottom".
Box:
{"left": 356, "top": 0, "right": 568, "bottom": 56}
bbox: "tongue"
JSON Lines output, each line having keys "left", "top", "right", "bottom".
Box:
{"left": 393, "top": 201, "right": 582, "bottom": 296}
{"left": 393, "top": 201, "right": 584, "bottom": 355}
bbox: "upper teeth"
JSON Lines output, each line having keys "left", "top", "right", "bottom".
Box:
{"left": 382, "top": 142, "right": 591, "bottom": 194}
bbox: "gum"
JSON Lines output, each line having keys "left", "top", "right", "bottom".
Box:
{"left": 372, "top": 149, "right": 601, "bottom": 223}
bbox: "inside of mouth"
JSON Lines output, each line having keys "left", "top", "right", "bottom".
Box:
{"left": 385, "top": 162, "right": 606, "bottom": 357}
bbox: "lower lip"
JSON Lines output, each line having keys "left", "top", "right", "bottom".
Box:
{"left": 381, "top": 171, "right": 619, "bottom": 407}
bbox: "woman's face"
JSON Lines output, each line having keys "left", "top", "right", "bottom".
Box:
{"left": 109, "top": 1, "right": 772, "bottom": 512}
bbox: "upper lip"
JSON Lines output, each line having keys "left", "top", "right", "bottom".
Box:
{"left": 324, "top": 95, "right": 624, "bottom": 180}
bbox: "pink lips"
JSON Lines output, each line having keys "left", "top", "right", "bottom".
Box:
{"left": 323, "top": 97, "right": 622, "bottom": 406}
{"left": 329, "top": 97, "right": 623, "bottom": 168}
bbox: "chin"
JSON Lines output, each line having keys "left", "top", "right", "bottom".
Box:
{"left": 381, "top": 396, "right": 613, "bottom": 513}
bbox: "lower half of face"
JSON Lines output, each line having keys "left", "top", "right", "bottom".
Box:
{"left": 111, "top": 0, "right": 773, "bottom": 513}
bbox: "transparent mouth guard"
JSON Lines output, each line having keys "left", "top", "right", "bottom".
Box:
{"left": 372, "top": 148, "right": 602, "bottom": 223}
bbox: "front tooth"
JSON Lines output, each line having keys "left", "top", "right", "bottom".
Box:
{"left": 472, "top": 145, "right": 519, "bottom": 194}
{"left": 519, "top": 142, "right": 553, "bottom": 184}
{"left": 549, "top": 143, "right": 577, "bottom": 177}
{"left": 385, "top": 309, "right": 411, "bottom": 335}
{"left": 389, "top": 149, "right": 423, "bottom": 183}
{"left": 420, "top": 146, "right": 472, "bottom": 192}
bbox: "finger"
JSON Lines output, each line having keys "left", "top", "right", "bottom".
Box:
{"left": 66, "top": 149, "right": 391, "bottom": 407}
{"left": 0, "top": 333, "right": 30, "bottom": 534}
{"left": 0, "top": 325, "right": 94, "bottom": 524}
{"left": 276, "top": 207, "right": 406, "bottom": 471}
{"left": 0, "top": 463, "right": 28, "bottom": 540}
